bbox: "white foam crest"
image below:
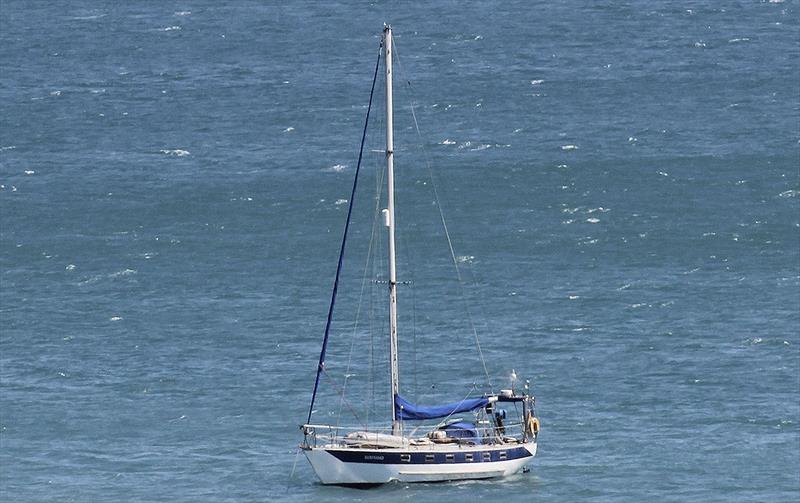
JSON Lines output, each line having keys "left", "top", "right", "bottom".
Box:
{"left": 72, "top": 13, "right": 107, "bottom": 20}
{"left": 110, "top": 269, "right": 137, "bottom": 278}
{"left": 586, "top": 217, "right": 600, "bottom": 224}
{"left": 530, "top": 79, "right": 544, "bottom": 85}
{"left": 81, "top": 268, "right": 137, "bottom": 285}
{"left": 728, "top": 38, "right": 750, "bottom": 43}
{"left": 161, "top": 26, "right": 182, "bottom": 32}
{"left": 110, "top": 316, "right": 123, "bottom": 321}
{"left": 160, "top": 149, "right": 190, "bottom": 156}
{"left": 470, "top": 144, "right": 491, "bottom": 151}
{"left": 326, "top": 164, "right": 347, "bottom": 172}
{"left": 0, "top": 146, "right": 16, "bottom": 151}
{"left": 24, "top": 170, "right": 35, "bottom": 175}
{"left": 561, "top": 144, "right": 578, "bottom": 151}
{"left": 335, "top": 199, "right": 348, "bottom": 206}
{"left": 778, "top": 189, "right": 798, "bottom": 198}
{"left": 439, "top": 139, "right": 456, "bottom": 145}
{"left": 456, "top": 255, "right": 475, "bottom": 263}
{"left": 563, "top": 206, "right": 610, "bottom": 216}
{"left": 174, "top": 10, "right": 192, "bottom": 16}
{"left": 284, "top": 127, "right": 295, "bottom": 132}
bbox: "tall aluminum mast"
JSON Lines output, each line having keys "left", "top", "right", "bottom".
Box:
{"left": 382, "top": 25, "right": 401, "bottom": 435}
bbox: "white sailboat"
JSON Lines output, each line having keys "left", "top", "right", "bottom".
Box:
{"left": 301, "top": 25, "right": 539, "bottom": 486}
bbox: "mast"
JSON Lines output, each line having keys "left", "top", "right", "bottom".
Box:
{"left": 383, "top": 25, "right": 401, "bottom": 435}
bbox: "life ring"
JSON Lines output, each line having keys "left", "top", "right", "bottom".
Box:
{"left": 527, "top": 416, "right": 540, "bottom": 436}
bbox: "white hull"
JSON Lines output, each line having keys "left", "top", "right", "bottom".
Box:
{"left": 303, "top": 442, "right": 537, "bottom": 485}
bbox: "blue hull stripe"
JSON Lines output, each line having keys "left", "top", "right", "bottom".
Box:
{"left": 326, "top": 446, "right": 532, "bottom": 465}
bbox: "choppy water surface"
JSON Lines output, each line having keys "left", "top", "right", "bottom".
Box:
{"left": 1, "top": 1, "right": 798, "bottom": 501}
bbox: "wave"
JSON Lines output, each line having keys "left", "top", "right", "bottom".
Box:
{"left": 80, "top": 268, "right": 137, "bottom": 285}
{"left": 160, "top": 149, "right": 190, "bottom": 157}
{"left": 71, "top": 13, "right": 107, "bottom": 20}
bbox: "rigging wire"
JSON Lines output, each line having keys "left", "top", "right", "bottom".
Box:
{"left": 366, "top": 109, "right": 386, "bottom": 428}
{"left": 322, "top": 368, "right": 366, "bottom": 428}
{"left": 392, "top": 37, "right": 494, "bottom": 392}
{"left": 368, "top": 120, "right": 388, "bottom": 427}
{"left": 306, "top": 43, "right": 382, "bottom": 426}
{"left": 338, "top": 154, "right": 387, "bottom": 429}
{"left": 412, "top": 276, "right": 418, "bottom": 402}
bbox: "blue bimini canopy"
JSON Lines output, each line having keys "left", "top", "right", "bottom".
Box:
{"left": 394, "top": 394, "right": 490, "bottom": 421}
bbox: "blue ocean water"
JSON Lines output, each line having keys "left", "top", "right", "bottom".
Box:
{"left": 1, "top": 1, "right": 798, "bottom": 501}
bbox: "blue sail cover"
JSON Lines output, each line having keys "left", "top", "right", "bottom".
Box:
{"left": 394, "top": 394, "right": 490, "bottom": 421}
{"left": 443, "top": 421, "right": 481, "bottom": 443}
